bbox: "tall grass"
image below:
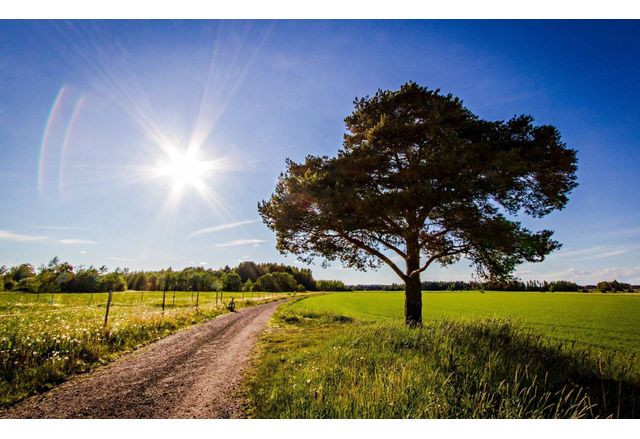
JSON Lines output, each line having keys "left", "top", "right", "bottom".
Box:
{"left": 245, "top": 306, "right": 640, "bottom": 418}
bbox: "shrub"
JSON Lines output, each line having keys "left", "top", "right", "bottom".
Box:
{"left": 222, "top": 272, "right": 243, "bottom": 292}
{"left": 548, "top": 281, "right": 579, "bottom": 292}
{"left": 16, "top": 277, "right": 40, "bottom": 293}
{"left": 253, "top": 272, "right": 300, "bottom": 292}
{"left": 316, "top": 280, "right": 350, "bottom": 291}
{"left": 100, "top": 273, "right": 127, "bottom": 292}
{"left": 597, "top": 280, "right": 632, "bottom": 293}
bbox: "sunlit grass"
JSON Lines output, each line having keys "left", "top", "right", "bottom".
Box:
{"left": 0, "top": 290, "right": 289, "bottom": 407}
{"left": 245, "top": 300, "right": 640, "bottom": 419}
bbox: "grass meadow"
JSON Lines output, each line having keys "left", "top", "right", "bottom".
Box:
{"left": 245, "top": 292, "right": 640, "bottom": 419}
{"left": 287, "top": 291, "right": 640, "bottom": 353}
{"left": 0, "top": 290, "right": 290, "bottom": 407}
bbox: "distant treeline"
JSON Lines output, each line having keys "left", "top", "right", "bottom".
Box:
{"left": 0, "top": 258, "right": 634, "bottom": 293}
{"left": 0, "top": 258, "right": 347, "bottom": 294}
{"left": 351, "top": 279, "right": 637, "bottom": 293}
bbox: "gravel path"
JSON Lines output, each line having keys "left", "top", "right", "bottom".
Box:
{"left": 0, "top": 300, "right": 282, "bottom": 419}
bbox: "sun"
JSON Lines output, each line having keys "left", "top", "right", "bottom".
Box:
{"left": 155, "top": 148, "right": 218, "bottom": 194}
{"left": 147, "top": 144, "right": 230, "bottom": 216}
{"left": 157, "top": 151, "right": 205, "bottom": 187}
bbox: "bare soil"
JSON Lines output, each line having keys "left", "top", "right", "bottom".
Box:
{"left": 0, "top": 300, "right": 282, "bottom": 419}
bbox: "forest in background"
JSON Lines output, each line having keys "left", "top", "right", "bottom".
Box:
{"left": 1, "top": 257, "right": 634, "bottom": 294}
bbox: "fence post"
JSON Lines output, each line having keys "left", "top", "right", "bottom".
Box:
{"left": 172, "top": 290, "right": 176, "bottom": 307}
{"left": 196, "top": 291, "right": 200, "bottom": 311}
{"left": 104, "top": 290, "right": 113, "bottom": 327}
{"left": 141, "top": 290, "right": 144, "bottom": 304}
{"left": 162, "top": 288, "right": 166, "bottom": 314}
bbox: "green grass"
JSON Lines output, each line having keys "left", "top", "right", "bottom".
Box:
{"left": 245, "top": 293, "right": 640, "bottom": 419}
{"left": 289, "top": 291, "right": 640, "bottom": 354}
{"left": 0, "top": 290, "right": 291, "bottom": 407}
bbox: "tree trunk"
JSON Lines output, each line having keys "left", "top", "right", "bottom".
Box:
{"left": 404, "top": 237, "right": 422, "bottom": 326}
{"left": 404, "top": 275, "right": 422, "bottom": 326}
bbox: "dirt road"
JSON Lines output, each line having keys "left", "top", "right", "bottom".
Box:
{"left": 1, "top": 300, "right": 282, "bottom": 419}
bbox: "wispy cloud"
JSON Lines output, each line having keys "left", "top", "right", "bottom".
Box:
{"left": 553, "top": 246, "right": 605, "bottom": 258}
{"left": 0, "top": 230, "right": 46, "bottom": 242}
{"left": 107, "top": 256, "right": 133, "bottom": 262}
{"left": 189, "top": 219, "right": 258, "bottom": 237}
{"left": 537, "top": 267, "right": 591, "bottom": 280}
{"left": 59, "top": 239, "right": 95, "bottom": 245}
{"left": 597, "top": 224, "right": 640, "bottom": 240}
{"left": 588, "top": 249, "right": 632, "bottom": 260}
{"left": 33, "top": 225, "right": 81, "bottom": 231}
{"left": 212, "top": 239, "right": 266, "bottom": 248}
{"left": 553, "top": 245, "right": 639, "bottom": 261}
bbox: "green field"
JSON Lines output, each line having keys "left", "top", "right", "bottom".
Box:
{"left": 246, "top": 292, "right": 640, "bottom": 419}
{"left": 0, "top": 290, "right": 291, "bottom": 407}
{"left": 289, "top": 291, "right": 640, "bottom": 354}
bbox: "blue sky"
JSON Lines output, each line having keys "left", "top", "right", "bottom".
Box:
{"left": 1, "top": 20, "right": 639, "bottom": 284}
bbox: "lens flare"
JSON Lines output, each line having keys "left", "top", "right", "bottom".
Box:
{"left": 35, "top": 22, "right": 271, "bottom": 229}
{"left": 58, "top": 95, "right": 86, "bottom": 194}
{"left": 38, "top": 85, "right": 67, "bottom": 194}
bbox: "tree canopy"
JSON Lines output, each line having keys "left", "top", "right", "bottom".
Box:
{"left": 259, "top": 82, "right": 578, "bottom": 324}
{"left": 253, "top": 272, "right": 300, "bottom": 292}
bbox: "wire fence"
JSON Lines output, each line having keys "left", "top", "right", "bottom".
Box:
{"left": 0, "top": 290, "right": 295, "bottom": 322}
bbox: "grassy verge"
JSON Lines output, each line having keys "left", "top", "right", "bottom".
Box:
{"left": 0, "top": 292, "right": 286, "bottom": 407}
{"left": 244, "top": 300, "right": 640, "bottom": 418}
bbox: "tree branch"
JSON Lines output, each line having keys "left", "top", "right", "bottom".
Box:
{"left": 418, "top": 228, "right": 450, "bottom": 248}
{"left": 409, "top": 245, "right": 469, "bottom": 278}
{"left": 371, "top": 234, "right": 407, "bottom": 259}
{"left": 337, "top": 231, "right": 408, "bottom": 282}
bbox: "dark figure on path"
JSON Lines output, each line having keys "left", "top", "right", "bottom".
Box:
{"left": 227, "top": 297, "right": 236, "bottom": 312}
